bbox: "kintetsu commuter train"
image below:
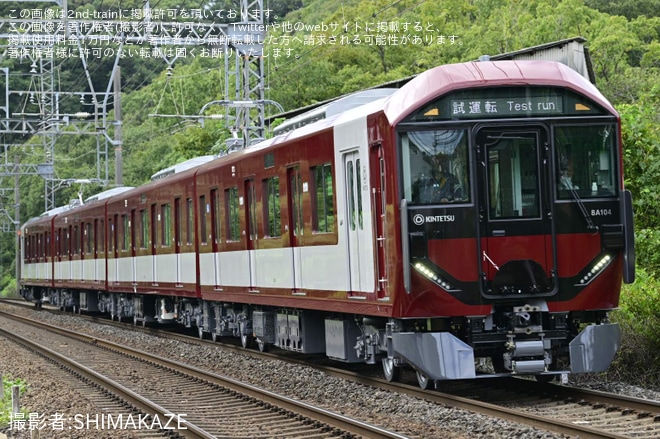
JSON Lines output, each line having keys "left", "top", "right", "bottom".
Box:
{"left": 20, "top": 60, "right": 635, "bottom": 388}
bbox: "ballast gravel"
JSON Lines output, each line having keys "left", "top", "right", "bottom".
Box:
{"left": 1, "top": 304, "right": 659, "bottom": 439}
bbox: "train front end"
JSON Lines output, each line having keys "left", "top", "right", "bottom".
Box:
{"left": 384, "top": 61, "right": 634, "bottom": 385}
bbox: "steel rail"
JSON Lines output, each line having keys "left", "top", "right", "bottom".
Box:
{"left": 0, "top": 310, "right": 410, "bottom": 439}
{"left": 4, "top": 302, "right": 656, "bottom": 439}
{"left": 0, "top": 327, "right": 213, "bottom": 439}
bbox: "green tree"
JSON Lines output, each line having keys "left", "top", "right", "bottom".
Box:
{"left": 585, "top": 0, "right": 660, "bottom": 19}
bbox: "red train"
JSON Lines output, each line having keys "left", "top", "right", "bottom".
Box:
{"left": 20, "top": 60, "right": 635, "bottom": 388}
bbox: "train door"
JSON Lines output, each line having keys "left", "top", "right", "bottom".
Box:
{"left": 209, "top": 191, "right": 222, "bottom": 288}
{"left": 245, "top": 178, "right": 258, "bottom": 290}
{"left": 369, "top": 142, "right": 388, "bottom": 298}
{"left": 287, "top": 166, "right": 303, "bottom": 291}
{"left": 343, "top": 150, "right": 373, "bottom": 293}
{"left": 150, "top": 204, "right": 157, "bottom": 285}
{"left": 67, "top": 225, "right": 73, "bottom": 281}
{"left": 91, "top": 221, "right": 98, "bottom": 283}
{"left": 475, "top": 127, "right": 556, "bottom": 296}
{"left": 174, "top": 198, "right": 182, "bottom": 284}
{"left": 131, "top": 209, "right": 137, "bottom": 284}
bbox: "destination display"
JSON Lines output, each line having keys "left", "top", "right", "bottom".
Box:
{"left": 449, "top": 96, "right": 563, "bottom": 118}
{"left": 404, "top": 86, "right": 608, "bottom": 122}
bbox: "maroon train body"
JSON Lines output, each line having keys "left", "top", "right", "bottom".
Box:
{"left": 21, "top": 60, "right": 635, "bottom": 387}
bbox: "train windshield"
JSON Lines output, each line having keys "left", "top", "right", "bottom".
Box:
{"left": 555, "top": 124, "right": 617, "bottom": 199}
{"left": 401, "top": 129, "right": 470, "bottom": 205}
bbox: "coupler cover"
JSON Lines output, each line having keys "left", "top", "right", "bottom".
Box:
{"left": 393, "top": 332, "right": 476, "bottom": 380}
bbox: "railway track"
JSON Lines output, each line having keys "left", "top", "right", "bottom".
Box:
{"left": 2, "top": 300, "right": 659, "bottom": 438}
{"left": 0, "top": 310, "right": 409, "bottom": 439}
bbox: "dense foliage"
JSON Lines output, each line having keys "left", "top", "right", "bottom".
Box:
{"left": 609, "top": 269, "right": 660, "bottom": 387}
{"left": 1, "top": 0, "right": 659, "bottom": 385}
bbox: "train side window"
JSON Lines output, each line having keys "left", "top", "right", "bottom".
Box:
{"left": 199, "top": 195, "right": 207, "bottom": 244}
{"left": 66, "top": 226, "right": 72, "bottom": 257}
{"left": 98, "top": 220, "right": 104, "bottom": 253}
{"left": 401, "top": 129, "right": 470, "bottom": 205}
{"left": 130, "top": 209, "right": 137, "bottom": 252}
{"left": 186, "top": 198, "right": 193, "bottom": 245}
{"left": 113, "top": 215, "right": 119, "bottom": 255}
{"left": 555, "top": 124, "right": 617, "bottom": 199}
{"left": 312, "top": 163, "right": 335, "bottom": 233}
{"left": 45, "top": 231, "right": 50, "bottom": 258}
{"left": 96, "top": 221, "right": 101, "bottom": 253}
{"left": 174, "top": 198, "right": 182, "bottom": 248}
{"left": 73, "top": 225, "right": 80, "bottom": 255}
{"left": 140, "top": 209, "right": 148, "bottom": 249}
{"left": 247, "top": 179, "right": 257, "bottom": 240}
{"left": 289, "top": 166, "right": 304, "bottom": 236}
{"left": 86, "top": 222, "right": 93, "bottom": 255}
{"left": 56, "top": 228, "right": 62, "bottom": 257}
{"left": 150, "top": 204, "right": 157, "bottom": 249}
{"left": 161, "top": 203, "right": 172, "bottom": 247}
{"left": 121, "top": 214, "right": 129, "bottom": 251}
{"left": 347, "top": 161, "right": 356, "bottom": 231}
{"left": 263, "top": 177, "right": 281, "bottom": 238}
{"left": 225, "top": 187, "right": 240, "bottom": 242}
{"left": 356, "top": 159, "right": 363, "bottom": 230}
{"left": 67, "top": 227, "right": 71, "bottom": 256}
{"left": 211, "top": 189, "right": 221, "bottom": 245}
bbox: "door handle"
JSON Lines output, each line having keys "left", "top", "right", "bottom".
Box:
{"left": 492, "top": 230, "right": 506, "bottom": 237}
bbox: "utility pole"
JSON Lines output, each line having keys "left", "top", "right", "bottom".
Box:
{"left": 14, "top": 155, "right": 20, "bottom": 296}
{"left": 114, "top": 65, "right": 123, "bottom": 186}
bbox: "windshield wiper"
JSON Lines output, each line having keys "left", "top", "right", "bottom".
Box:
{"left": 560, "top": 176, "right": 598, "bottom": 233}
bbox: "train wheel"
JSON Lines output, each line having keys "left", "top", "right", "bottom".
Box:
{"left": 211, "top": 332, "right": 218, "bottom": 342}
{"left": 535, "top": 374, "right": 556, "bottom": 384}
{"left": 382, "top": 358, "right": 401, "bottom": 382}
{"left": 241, "top": 334, "right": 253, "bottom": 349}
{"left": 416, "top": 370, "right": 431, "bottom": 390}
{"left": 257, "top": 340, "right": 268, "bottom": 352}
{"left": 133, "top": 316, "right": 138, "bottom": 326}
{"left": 491, "top": 355, "right": 507, "bottom": 374}
{"left": 198, "top": 327, "right": 204, "bottom": 340}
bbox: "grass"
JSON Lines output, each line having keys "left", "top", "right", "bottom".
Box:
{"left": 0, "top": 376, "right": 28, "bottom": 427}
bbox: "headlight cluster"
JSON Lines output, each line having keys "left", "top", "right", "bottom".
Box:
{"left": 414, "top": 262, "right": 455, "bottom": 290}
{"left": 578, "top": 254, "right": 612, "bottom": 285}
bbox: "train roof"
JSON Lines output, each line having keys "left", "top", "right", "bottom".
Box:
{"left": 84, "top": 186, "right": 135, "bottom": 203}
{"left": 272, "top": 88, "right": 398, "bottom": 136}
{"left": 382, "top": 60, "right": 616, "bottom": 124}
{"left": 265, "top": 60, "right": 616, "bottom": 147}
{"left": 150, "top": 155, "right": 217, "bottom": 181}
